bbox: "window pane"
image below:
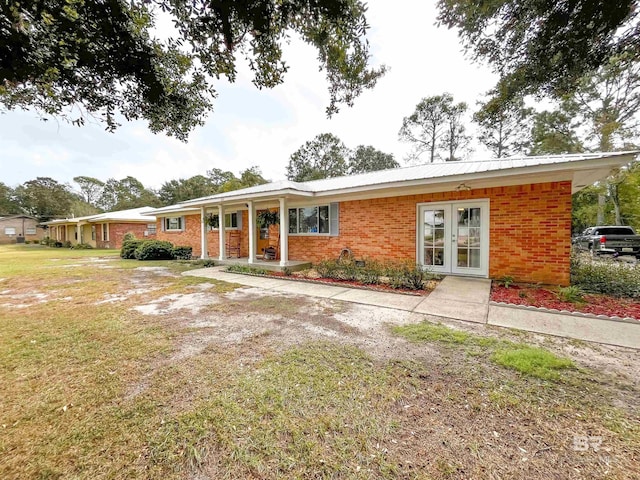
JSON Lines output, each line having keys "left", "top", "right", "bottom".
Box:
{"left": 288, "top": 208, "right": 297, "bottom": 234}
{"left": 300, "top": 207, "right": 318, "bottom": 233}
{"left": 4, "top": 227, "right": 16, "bottom": 235}
{"left": 319, "top": 206, "right": 329, "bottom": 233}
{"left": 26, "top": 227, "right": 36, "bottom": 235}
{"left": 469, "top": 249, "right": 481, "bottom": 268}
{"left": 225, "top": 212, "right": 237, "bottom": 228}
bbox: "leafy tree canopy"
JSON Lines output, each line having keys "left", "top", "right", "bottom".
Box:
{"left": 528, "top": 109, "right": 584, "bottom": 156}
{"left": 1, "top": 0, "right": 385, "bottom": 139}
{"left": 12, "top": 177, "right": 76, "bottom": 222}
{"left": 437, "top": 0, "right": 639, "bottom": 102}
{"left": 286, "top": 133, "right": 349, "bottom": 181}
{"left": 0, "top": 182, "right": 22, "bottom": 215}
{"left": 399, "top": 93, "right": 470, "bottom": 162}
{"left": 348, "top": 145, "right": 399, "bottom": 174}
{"left": 73, "top": 176, "right": 105, "bottom": 208}
{"left": 98, "top": 176, "right": 161, "bottom": 211}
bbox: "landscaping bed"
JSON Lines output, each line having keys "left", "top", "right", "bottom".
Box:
{"left": 491, "top": 283, "right": 640, "bottom": 320}
{"left": 226, "top": 261, "right": 441, "bottom": 296}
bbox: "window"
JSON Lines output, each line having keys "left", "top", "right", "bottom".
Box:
{"left": 4, "top": 227, "right": 16, "bottom": 236}
{"left": 91, "top": 225, "right": 96, "bottom": 241}
{"left": 208, "top": 212, "right": 240, "bottom": 230}
{"left": 288, "top": 205, "right": 330, "bottom": 234}
{"left": 147, "top": 223, "right": 157, "bottom": 235}
{"left": 164, "top": 216, "right": 184, "bottom": 231}
{"left": 25, "top": 227, "right": 37, "bottom": 235}
{"left": 102, "top": 224, "right": 109, "bottom": 241}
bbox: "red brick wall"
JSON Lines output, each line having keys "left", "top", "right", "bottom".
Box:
{"left": 155, "top": 213, "right": 250, "bottom": 258}
{"left": 287, "top": 181, "right": 572, "bottom": 285}
{"left": 96, "top": 222, "right": 155, "bottom": 249}
{"left": 154, "top": 182, "right": 572, "bottom": 285}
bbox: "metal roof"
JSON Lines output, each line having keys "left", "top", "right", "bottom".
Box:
{"left": 164, "top": 152, "right": 637, "bottom": 210}
{"left": 44, "top": 207, "right": 156, "bottom": 225}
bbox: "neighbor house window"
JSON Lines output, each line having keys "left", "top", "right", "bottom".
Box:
{"left": 147, "top": 223, "right": 157, "bottom": 235}
{"left": 25, "top": 227, "right": 36, "bottom": 235}
{"left": 164, "top": 216, "right": 184, "bottom": 231}
{"left": 102, "top": 224, "right": 109, "bottom": 242}
{"left": 91, "top": 225, "right": 96, "bottom": 241}
{"left": 4, "top": 227, "right": 16, "bottom": 236}
{"left": 288, "top": 205, "right": 329, "bottom": 234}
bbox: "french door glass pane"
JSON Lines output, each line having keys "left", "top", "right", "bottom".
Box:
{"left": 424, "top": 209, "right": 445, "bottom": 266}
{"left": 456, "top": 207, "right": 482, "bottom": 269}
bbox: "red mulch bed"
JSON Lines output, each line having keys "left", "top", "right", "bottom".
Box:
{"left": 491, "top": 284, "right": 640, "bottom": 320}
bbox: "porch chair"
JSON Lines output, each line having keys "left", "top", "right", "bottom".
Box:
{"left": 263, "top": 232, "right": 280, "bottom": 260}
{"left": 226, "top": 230, "right": 241, "bottom": 258}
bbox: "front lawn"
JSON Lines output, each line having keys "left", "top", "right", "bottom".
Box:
{"left": 1, "top": 245, "right": 638, "bottom": 479}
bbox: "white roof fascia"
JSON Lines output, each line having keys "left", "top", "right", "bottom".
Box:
{"left": 178, "top": 188, "right": 314, "bottom": 208}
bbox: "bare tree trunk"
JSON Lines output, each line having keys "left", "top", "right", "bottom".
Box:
{"left": 597, "top": 194, "right": 605, "bottom": 224}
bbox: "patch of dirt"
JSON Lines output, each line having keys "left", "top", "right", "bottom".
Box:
{"left": 0, "top": 291, "right": 49, "bottom": 309}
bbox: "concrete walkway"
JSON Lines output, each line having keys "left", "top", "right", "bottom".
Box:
{"left": 183, "top": 267, "right": 639, "bottom": 349}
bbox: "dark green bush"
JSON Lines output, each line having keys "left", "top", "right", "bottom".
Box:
{"left": 571, "top": 254, "right": 640, "bottom": 298}
{"left": 356, "top": 260, "right": 383, "bottom": 285}
{"left": 63, "top": 241, "right": 72, "bottom": 248}
{"left": 134, "top": 240, "right": 174, "bottom": 260}
{"left": 315, "top": 260, "right": 341, "bottom": 279}
{"left": 72, "top": 243, "right": 93, "bottom": 250}
{"left": 120, "top": 239, "right": 144, "bottom": 259}
{"left": 54, "top": 241, "right": 63, "bottom": 248}
{"left": 122, "top": 232, "right": 137, "bottom": 243}
{"left": 171, "top": 245, "right": 193, "bottom": 260}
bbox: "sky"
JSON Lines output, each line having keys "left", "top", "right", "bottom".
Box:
{"left": 0, "top": 2, "right": 499, "bottom": 192}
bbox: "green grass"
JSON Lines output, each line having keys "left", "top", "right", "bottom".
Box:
{"left": 393, "top": 322, "right": 575, "bottom": 381}
{"left": 491, "top": 347, "right": 575, "bottom": 381}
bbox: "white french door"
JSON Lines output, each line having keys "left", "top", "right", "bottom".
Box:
{"left": 417, "top": 200, "right": 489, "bottom": 277}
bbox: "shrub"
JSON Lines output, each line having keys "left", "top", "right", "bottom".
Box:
{"left": 54, "top": 241, "right": 63, "bottom": 248}
{"left": 386, "top": 262, "right": 427, "bottom": 290}
{"left": 556, "top": 285, "right": 584, "bottom": 303}
{"left": 122, "top": 232, "right": 137, "bottom": 243}
{"left": 315, "top": 260, "right": 340, "bottom": 279}
{"left": 171, "top": 245, "right": 193, "bottom": 260}
{"left": 134, "top": 240, "right": 174, "bottom": 261}
{"left": 41, "top": 236, "right": 50, "bottom": 245}
{"left": 357, "top": 260, "right": 383, "bottom": 285}
{"left": 571, "top": 254, "right": 640, "bottom": 298}
{"left": 120, "top": 239, "right": 144, "bottom": 259}
{"left": 72, "top": 243, "right": 93, "bottom": 250}
{"left": 63, "top": 241, "right": 72, "bottom": 248}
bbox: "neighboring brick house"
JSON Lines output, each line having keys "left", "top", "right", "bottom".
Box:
{"left": 147, "top": 152, "right": 638, "bottom": 285}
{"left": 0, "top": 215, "right": 45, "bottom": 244}
{"left": 44, "top": 207, "right": 157, "bottom": 249}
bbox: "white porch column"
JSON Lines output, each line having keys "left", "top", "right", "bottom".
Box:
{"left": 247, "top": 201, "right": 256, "bottom": 264}
{"left": 218, "top": 205, "right": 226, "bottom": 260}
{"left": 76, "top": 224, "right": 81, "bottom": 244}
{"left": 200, "top": 206, "right": 208, "bottom": 259}
{"left": 279, "top": 197, "right": 289, "bottom": 266}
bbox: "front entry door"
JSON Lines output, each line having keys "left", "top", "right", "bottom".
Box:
{"left": 418, "top": 200, "right": 489, "bottom": 277}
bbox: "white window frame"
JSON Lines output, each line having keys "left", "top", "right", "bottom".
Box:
{"left": 4, "top": 227, "right": 16, "bottom": 236}
{"left": 209, "top": 212, "right": 240, "bottom": 231}
{"left": 164, "top": 216, "right": 184, "bottom": 231}
{"left": 25, "top": 227, "right": 37, "bottom": 235}
{"left": 147, "top": 223, "right": 157, "bottom": 235}
{"left": 288, "top": 205, "right": 331, "bottom": 236}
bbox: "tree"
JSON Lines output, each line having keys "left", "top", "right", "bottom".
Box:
{"left": 440, "top": 101, "right": 471, "bottom": 161}
{"left": 437, "top": 0, "right": 639, "bottom": 102}
{"left": 286, "top": 133, "right": 349, "bottom": 181}
{"left": 0, "top": 182, "right": 21, "bottom": 215}
{"left": 12, "top": 177, "right": 75, "bottom": 221}
{"left": 1, "top": 0, "right": 385, "bottom": 139}
{"left": 73, "top": 176, "right": 105, "bottom": 208}
{"left": 218, "top": 167, "right": 269, "bottom": 192}
{"left": 206, "top": 168, "right": 236, "bottom": 191}
{"left": 98, "top": 177, "right": 160, "bottom": 211}
{"left": 158, "top": 175, "right": 217, "bottom": 205}
{"left": 473, "top": 95, "right": 533, "bottom": 158}
{"left": 528, "top": 109, "right": 584, "bottom": 156}
{"left": 399, "top": 93, "right": 469, "bottom": 162}
{"left": 348, "top": 146, "right": 399, "bottom": 174}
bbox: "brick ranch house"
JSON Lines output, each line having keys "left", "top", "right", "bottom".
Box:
{"left": 44, "top": 207, "right": 157, "bottom": 249}
{"left": 0, "top": 215, "right": 45, "bottom": 244}
{"left": 146, "top": 152, "right": 637, "bottom": 285}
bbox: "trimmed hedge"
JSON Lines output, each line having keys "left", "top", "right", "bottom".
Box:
{"left": 134, "top": 240, "right": 175, "bottom": 260}
{"left": 120, "top": 239, "right": 144, "bottom": 259}
{"left": 171, "top": 245, "right": 193, "bottom": 260}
